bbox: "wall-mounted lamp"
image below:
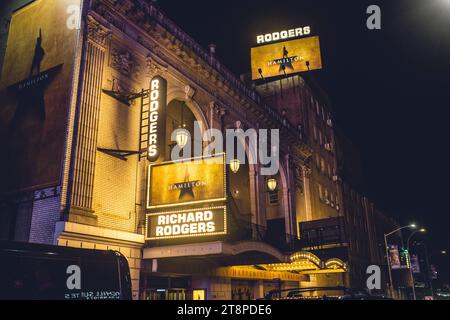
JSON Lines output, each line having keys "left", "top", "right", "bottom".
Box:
{"left": 267, "top": 178, "right": 277, "bottom": 191}
{"left": 230, "top": 159, "right": 240, "bottom": 174}
{"left": 175, "top": 129, "right": 190, "bottom": 148}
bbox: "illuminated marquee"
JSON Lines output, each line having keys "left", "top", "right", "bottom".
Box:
{"left": 145, "top": 207, "right": 227, "bottom": 240}
{"left": 147, "top": 75, "right": 167, "bottom": 162}
{"left": 256, "top": 26, "right": 311, "bottom": 45}
{"left": 147, "top": 154, "right": 226, "bottom": 209}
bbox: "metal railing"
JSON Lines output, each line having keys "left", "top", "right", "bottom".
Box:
{"left": 226, "top": 193, "right": 303, "bottom": 253}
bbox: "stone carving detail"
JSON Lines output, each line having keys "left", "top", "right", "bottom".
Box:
{"left": 145, "top": 54, "right": 165, "bottom": 77}
{"left": 184, "top": 85, "right": 196, "bottom": 100}
{"left": 294, "top": 166, "right": 304, "bottom": 193}
{"left": 210, "top": 102, "right": 226, "bottom": 119}
{"left": 110, "top": 47, "right": 141, "bottom": 81}
{"left": 300, "top": 165, "right": 312, "bottom": 179}
{"left": 87, "top": 16, "right": 111, "bottom": 48}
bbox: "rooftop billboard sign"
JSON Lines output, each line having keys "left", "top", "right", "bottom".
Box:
{"left": 251, "top": 36, "right": 323, "bottom": 80}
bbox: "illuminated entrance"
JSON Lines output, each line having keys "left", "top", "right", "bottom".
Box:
{"left": 261, "top": 251, "right": 347, "bottom": 274}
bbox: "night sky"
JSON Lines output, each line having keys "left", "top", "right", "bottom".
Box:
{"left": 158, "top": 0, "right": 450, "bottom": 270}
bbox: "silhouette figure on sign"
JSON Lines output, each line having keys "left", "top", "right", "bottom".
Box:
{"left": 279, "top": 45, "right": 295, "bottom": 73}
{"left": 283, "top": 46, "right": 289, "bottom": 59}
{"left": 29, "top": 29, "right": 45, "bottom": 77}
{"left": 8, "top": 29, "right": 61, "bottom": 129}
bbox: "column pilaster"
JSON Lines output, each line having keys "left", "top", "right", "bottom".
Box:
{"left": 68, "top": 16, "right": 110, "bottom": 222}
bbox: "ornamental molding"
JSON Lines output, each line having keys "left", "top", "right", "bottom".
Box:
{"left": 145, "top": 53, "right": 167, "bottom": 78}
{"left": 110, "top": 45, "right": 141, "bottom": 81}
{"left": 209, "top": 101, "right": 226, "bottom": 118}
{"left": 300, "top": 165, "right": 312, "bottom": 179}
{"left": 87, "top": 16, "right": 111, "bottom": 48}
{"left": 184, "top": 85, "right": 196, "bottom": 100}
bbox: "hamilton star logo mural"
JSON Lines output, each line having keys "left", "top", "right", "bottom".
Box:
{"left": 171, "top": 167, "right": 200, "bottom": 200}
{"left": 268, "top": 45, "right": 305, "bottom": 75}
{"left": 279, "top": 46, "right": 295, "bottom": 72}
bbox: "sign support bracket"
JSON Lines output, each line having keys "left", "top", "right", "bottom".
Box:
{"left": 97, "top": 148, "right": 144, "bottom": 161}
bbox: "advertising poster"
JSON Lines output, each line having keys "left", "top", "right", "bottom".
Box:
{"left": 251, "top": 36, "right": 322, "bottom": 80}
{"left": 147, "top": 154, "right": 226, "bottom": 209}
{"left": 388, "top": 245, "right": 401, "bottom": 269}
{"left": 0, "top": 0, "right": 80, "bottom": 192}
{"left": 410, "top": 254, "right": 421, "bottom": 274}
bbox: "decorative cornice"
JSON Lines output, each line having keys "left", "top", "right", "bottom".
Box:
{"left": 87, "top": 15, "right": 111, "bottom": 49}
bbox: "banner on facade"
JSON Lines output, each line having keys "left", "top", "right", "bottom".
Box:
{"left": 410, "top": 254, "right": 421, "bottom": 274}
{"left": 0, "top": 0, "right": 80, "bottom": 192}
{"left": 388, "top": 245, "right": 401, "bottom": 270}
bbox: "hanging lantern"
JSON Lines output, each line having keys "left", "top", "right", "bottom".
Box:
{"left": 175, "top": 129, "right": 190, "bottom": 148}
{"left": 267, "top": 178, "right": 277, "bottom": 191}
{"left": 230, "top": 159, "right": 240, "bottom": 173}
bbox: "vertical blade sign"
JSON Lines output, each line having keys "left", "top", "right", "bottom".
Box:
{"left": 147, "top": 75, "right": 167, "bottom": 162}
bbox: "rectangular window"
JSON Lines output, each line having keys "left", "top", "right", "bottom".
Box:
{"left": 268, "top": 190, "right": 279, "bottom": 206}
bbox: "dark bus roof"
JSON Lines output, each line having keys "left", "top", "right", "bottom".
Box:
{"left": 0, "top": 241, "right": 125, "bottom": 260}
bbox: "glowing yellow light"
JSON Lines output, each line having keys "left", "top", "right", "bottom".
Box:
{"left": 230, "top": 159, "right": 240, "bottom": 173}
{"left": 267, "top": 178, "right": 277, "bottom": 191}
{"left": 176, "top": 129, "right": 190, "bottom": 147}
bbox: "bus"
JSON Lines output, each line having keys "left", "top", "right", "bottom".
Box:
{"left": 0, "top": 241, "right": 132, "bottom": 300}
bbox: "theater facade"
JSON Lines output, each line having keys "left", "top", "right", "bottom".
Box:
{"left": 0, "top": 0, "right": 380, "bottom": 300}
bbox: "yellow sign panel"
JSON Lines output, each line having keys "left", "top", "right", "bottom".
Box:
{"left": 145, "top": 206, "right": 227, "bottom": 240}
{"left": 147, "top": 154, "right": 226, "bottom": 209}
{"left": 193, "top": 290, "right": 206, "bottom": 301}
{"left": 251, "top": 36, "right": 322, "bottom": 80}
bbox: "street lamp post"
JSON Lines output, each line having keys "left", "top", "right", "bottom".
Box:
{"left": 423, "top": 242, "right": 434, "bottom": 299}
{"left": 407, "top": 228, "right": 426, "bottom": 300}
{"left": 384, "top": 224, "right": 417, "bottom": 299}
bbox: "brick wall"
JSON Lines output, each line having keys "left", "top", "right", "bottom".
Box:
{"left": 29, "top": 193, "right": 61, "bottom": 244}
